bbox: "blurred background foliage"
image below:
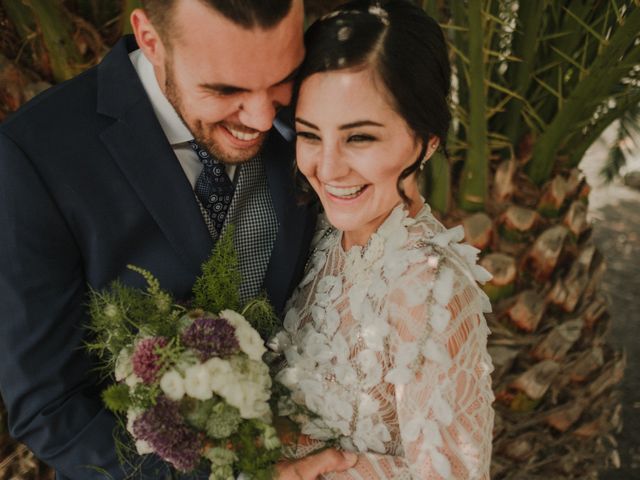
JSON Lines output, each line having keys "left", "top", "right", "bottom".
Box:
{"left": 0, "top": 0, "right": 639, "bottom": 478}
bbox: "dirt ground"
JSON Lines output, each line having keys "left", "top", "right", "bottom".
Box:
{"left": 582, "top": 135, "right": 640, "bottom": 479}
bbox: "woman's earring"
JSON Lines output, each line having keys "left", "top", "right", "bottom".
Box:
{"left": 419, "top": 145, "right": 435, "bottom": 171}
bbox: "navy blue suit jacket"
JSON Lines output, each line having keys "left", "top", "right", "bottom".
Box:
{"left": 0, "top": 36, "right": 316, "bottom": 479}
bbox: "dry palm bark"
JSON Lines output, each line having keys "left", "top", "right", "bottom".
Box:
{"left": 475, "top": 165, "right": 625, "bottom": 478}
{"left": 0, "top": 1, "right": 637, "bottom": 479}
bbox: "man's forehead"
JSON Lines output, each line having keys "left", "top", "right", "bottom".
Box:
{"left": 171, "top": 0, "right": 304, "bottom": 90}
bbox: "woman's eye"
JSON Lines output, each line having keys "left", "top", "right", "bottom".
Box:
{"left": 347, "top": 134, "right": 376, "bottom": 143}
{"left": 296, "top": 131, "right": 321, "bottom": 141}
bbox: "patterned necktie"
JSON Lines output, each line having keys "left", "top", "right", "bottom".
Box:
{"left": 190, "top": 140, "right": 235, "bottom": 234}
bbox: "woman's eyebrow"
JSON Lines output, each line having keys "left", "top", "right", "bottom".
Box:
{"left": 295, "top": 119, "right": 385, "bottom": 130}
{"left": 295, "top": 117, "right": 319, "bottom": 129}
{"left": 339, "top": 120, "right": 384, "bottom": 130}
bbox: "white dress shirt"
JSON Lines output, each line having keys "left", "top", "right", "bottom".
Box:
{"left": 129, "top": 49, "right": 236, "bottom": 186}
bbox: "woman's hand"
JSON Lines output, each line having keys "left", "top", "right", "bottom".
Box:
{"left": 276, "top": 449, "right": 358, "bottom": 480}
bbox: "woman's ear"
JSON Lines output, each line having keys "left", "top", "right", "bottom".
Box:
{"left": 426, "top": 136, "right": 441, "bottom": 158}
{"left": 419, "top": 136, "right": 441, "bottom": 170}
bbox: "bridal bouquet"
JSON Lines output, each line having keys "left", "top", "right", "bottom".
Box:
{"left": 86, "top": 232, "right": 281, "bottom": 480}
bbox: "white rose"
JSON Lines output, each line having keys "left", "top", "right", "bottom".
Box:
{"left": 115, "top": 348, "right": 133, "bottom": 381}
{"left": 135, "top": 439, "right": 154, "bottom": 455}
{"left": 204, "top": 357, "right": 233, "bottom": 393}
{"left": 235, "top": 325, "right": 266, "bottom": 361}
{"left": 184, "top": 363, "right": 213, "bottom": 400}
{"left": 249, "top": 399, "right": 271, "bottom": 419}
{"left": 218, "top": 382, "right": 247, "bottom": 413}
{"left": 159, "top": 369, "right": 185, "bottom": 401}
{"left": 219, "top": 309, "right": 251, "bottom": 330}
{"left": 219, "top": 309, "right": 267, "bottom": 361}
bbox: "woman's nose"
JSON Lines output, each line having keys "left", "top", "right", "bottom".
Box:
{"left": 317, "top": 143, "right": 350, "bottom": 181}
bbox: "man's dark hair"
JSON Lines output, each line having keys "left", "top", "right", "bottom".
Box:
{"left": 295, "top": 0, "right": 452, "bottom": 204}
{"left": 141, "top": 0, "right": 294, "bottom": 35}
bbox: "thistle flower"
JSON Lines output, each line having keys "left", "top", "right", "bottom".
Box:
{"left": 133, "top": 396, "right": 202, "bottom": 472}
{"left": 131, "top": 337, "right": 168, "bottom": 384}
{"left": 181, "top": 315, "right": 239, "bottom": 361}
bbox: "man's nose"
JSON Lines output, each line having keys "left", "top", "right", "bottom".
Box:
{"left": 238, "top": 92, "right": 277, "bottom": 132}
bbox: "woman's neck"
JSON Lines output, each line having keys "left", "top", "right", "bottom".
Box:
{"left": 341, "top": 191, "right": 423, "bottom": 251}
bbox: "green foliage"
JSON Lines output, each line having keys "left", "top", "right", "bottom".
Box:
{"left": 153, "top": 338, "right": 184, "bottom": 376}
{"left": 130, "top": 383, "right": 161, "bottom": 410}
{"left": 193, "top": 227, "right": 241, "bottom": 314}
{"left": 183, "top": 398, "right": 242, "bottom": 439}
{"left": 102, "top": 383, "right": 132, "bottom": 413}
{"left": 206, "top": 402, "right": 242, "bottom": 439}
{"left": 234, "top": 420, "right": 281, "bottom": 480}
{"left": 183, "top": 398, "right": 216, "bottom": 430}
{"left": 242, "top": 297, "right": 279, "bottom": 341}
{"left": 86, "top": 281, "right": 148, "bottom": 366}
{"left": 86, "top": 269, "right": 184, "bottom": 378}
{"left": 440, "top": 0, "right": 640, "bottom": 206}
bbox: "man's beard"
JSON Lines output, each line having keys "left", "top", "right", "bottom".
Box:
{"left": 164, "top": 60, "right": 265, "bottom": 164}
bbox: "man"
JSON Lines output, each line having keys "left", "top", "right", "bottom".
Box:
{"left": 0, "top": 1, "right": 355, "bottom": 478}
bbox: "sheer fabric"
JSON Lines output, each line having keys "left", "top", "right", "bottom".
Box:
{"left": 273, "top": 204, "right": 495, "bottom": 479}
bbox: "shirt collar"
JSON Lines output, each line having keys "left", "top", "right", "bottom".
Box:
{"left": 129, "top": 49, "right": 193, "bottom": 146}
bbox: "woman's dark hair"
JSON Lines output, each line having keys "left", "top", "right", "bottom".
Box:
{"left": 295, "top": 0, "right": 451, "bottom": 203}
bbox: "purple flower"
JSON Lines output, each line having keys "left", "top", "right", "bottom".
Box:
{"left": 181, "top": 315, "right": 239, "bottom": 361}
{"left": 132, "top": 337, "right": 168, "bottom": 384}
{"left": 133, "top": 396, "right": 203, "bottom": 472}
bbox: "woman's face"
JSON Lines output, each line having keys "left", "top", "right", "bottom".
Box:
{"left": 295, "top": 67, "right": 424, "bottom": 248}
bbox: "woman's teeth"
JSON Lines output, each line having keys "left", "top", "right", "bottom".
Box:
{"left": 325, "top": 184, "right": 366, "bottom": 198}
{"left": 226, "top": 127, "right": 260, "bottom": 141}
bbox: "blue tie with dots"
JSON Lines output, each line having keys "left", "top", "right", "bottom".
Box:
{"left": 190, "top": 140, "right": 235, "bottom": 235}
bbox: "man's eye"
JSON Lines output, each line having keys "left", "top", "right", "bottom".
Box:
{"left": 214, "top": 88, "right": 242, "bottom": 97}
{"left": 295, "top": 131, "right": 320, "bottom": 141}
{"left": 347, "top": 134, "right": 376, "bottom": 143}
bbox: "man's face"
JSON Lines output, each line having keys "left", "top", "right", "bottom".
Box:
{"left": 154, "top": 0, "right": 304, "bottom": 163}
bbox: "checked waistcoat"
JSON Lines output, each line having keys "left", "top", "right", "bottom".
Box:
{"left": 193, "top": 151, "right": 278, "bottom": 303}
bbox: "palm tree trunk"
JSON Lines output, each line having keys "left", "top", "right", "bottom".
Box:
{"left": 503, "top": 0, "right": 544, "bottom": 146}
{"left": 1, "top": 0, "right": 83, "bottom": 82}
{"left": 458, "top": 0, "right": 489, "bottom": 211}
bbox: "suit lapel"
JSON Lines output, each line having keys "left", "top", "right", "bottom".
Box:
{"left": 96, "top": 37, "right": 212, "bottom": 274}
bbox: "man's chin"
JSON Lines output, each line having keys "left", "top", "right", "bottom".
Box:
{"left": 199, "top": 132, "right": 266, "bottom": 164}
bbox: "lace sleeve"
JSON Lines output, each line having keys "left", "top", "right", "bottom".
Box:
{"left": 324, "top": 251, "right": 494, "bottom": 479}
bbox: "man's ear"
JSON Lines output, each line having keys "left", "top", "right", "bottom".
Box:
{"left": 130, "top": 8, "right": 167, "bottom": 67}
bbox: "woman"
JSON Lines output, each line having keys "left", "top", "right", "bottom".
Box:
{"left": 275, "top": 1, "right": 495, "bottom": 478}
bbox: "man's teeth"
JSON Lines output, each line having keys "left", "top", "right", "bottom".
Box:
{"left": 227, "top": 127, "right": 260, "bottom": 141}
{"left": 325, "top": 184, "right": 366, "bottom": 198}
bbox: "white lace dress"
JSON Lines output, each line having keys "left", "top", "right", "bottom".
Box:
{"left": 272, "top": 203, "right": 495, "bottom": 479}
